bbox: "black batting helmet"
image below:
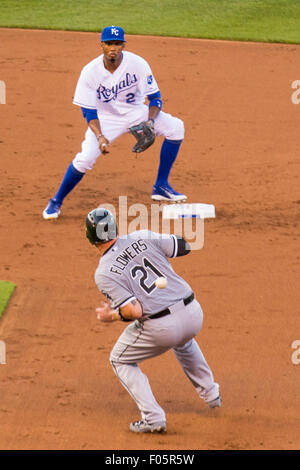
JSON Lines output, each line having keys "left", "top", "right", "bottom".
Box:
{"left": 86, "top": 208, "right": 118, "bottom": 245}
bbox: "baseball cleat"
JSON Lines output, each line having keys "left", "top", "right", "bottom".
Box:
{"left": 151, "top": 184, "right": 187, "bottom": 202}
{"left": 207, "top": 396, "right": 221, "bottom": 409}
{"left": 129, "top": 420, "right": 167, "bottom": 433}
{"left": 43, "top": 198, "right": 62, "bottom": 220}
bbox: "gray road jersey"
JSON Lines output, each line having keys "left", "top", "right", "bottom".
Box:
{"left": 95, "top": 230, "right": 192, "bottom": 315}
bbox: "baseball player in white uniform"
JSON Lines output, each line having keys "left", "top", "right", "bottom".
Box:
{"left": 86, "top": 207, "right": 221, "bottom": 433}
{"left": 43, "top": 25, "right": 187, "bottom": 220}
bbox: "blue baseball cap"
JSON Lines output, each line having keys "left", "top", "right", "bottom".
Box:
{"left": 101, "top": 26, "right": 126, "bottom": 42}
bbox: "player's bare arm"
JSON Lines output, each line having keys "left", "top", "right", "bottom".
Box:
{"left": 148, "top": 105, "right": 161, "bottom": 122}
{"left": 120, "top": 298, "right": 142, "bottom": 320}
{"left": 86, "top": 38, "right": 125, "bottom": 155}
{"left": 88, "top": 118, "right": 109, "bottom": 154}
{"left": 96, "top": 299, "right": 142, "bottom": 322}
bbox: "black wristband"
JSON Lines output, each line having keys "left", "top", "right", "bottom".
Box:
{"left": 175, "top": 235, "right": 191, "bottom": 257}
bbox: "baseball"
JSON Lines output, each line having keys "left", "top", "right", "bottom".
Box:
{"left": 155, "top": 277, "right": 167, "bottom": 289}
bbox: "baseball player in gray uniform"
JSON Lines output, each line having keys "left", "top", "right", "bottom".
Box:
{"left": 86, "top": 207, "right": 221, "bottom": 433}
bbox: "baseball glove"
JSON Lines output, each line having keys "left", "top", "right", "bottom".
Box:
{"left": 129, "top": 120, "right": 155, "bottom": 153}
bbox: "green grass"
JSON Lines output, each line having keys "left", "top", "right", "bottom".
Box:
{"left": 0, "top": 0, "right": 300, "bottom": 43}
{"left": 0, "top": 281, "right": 16, "bottom": 318}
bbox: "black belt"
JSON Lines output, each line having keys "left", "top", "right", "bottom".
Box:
{"left": 147, "top": 292, "right": 195, "bottom": 320}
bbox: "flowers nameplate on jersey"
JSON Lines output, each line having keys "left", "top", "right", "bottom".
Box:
{"left": 97, "top": 73, "right": 138, "bottom": 102}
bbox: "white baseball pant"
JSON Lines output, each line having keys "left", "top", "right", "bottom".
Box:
{"left": 72, "top": 106, "right": 184, "bottom": 173}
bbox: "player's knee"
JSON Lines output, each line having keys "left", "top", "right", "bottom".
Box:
{"left": 109, "top": 353, "right": 115, "bottom": 365}
{"left": 109, "top": 348, "right": 120, "bottom": 365}
{"left": 72, "top": 159, "right": 88, "bottom": 173}
{"left": 166, "top": 117, "right": 185, "bottom": 140}
{"left": 72, "top": 151, "right": 100, "bottom": 173}
{"left": 110, "top": 357, "right": 117, "bottom": 371}
{"left": 110, "top": 358, "right": 128, "bottom": 382}
{"left": 177, "top": 118, "right": 185, "bottom": 138}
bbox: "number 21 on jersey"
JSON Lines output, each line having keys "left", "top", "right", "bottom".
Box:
{"left": 131, "top": 257, "right": 164, "bottom": 294}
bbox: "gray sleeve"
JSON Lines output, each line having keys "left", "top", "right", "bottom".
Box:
{"left": 130, "top": 230, "right": 177, "bottom": 258}
{"left": 159, "top": 234, "right": 178, "bottom": 258}
{"left": 147, "top": 231, "right": 177, "bottom": 258}
{"left": 95, "top": 273, "right": 135, "bottom": 310}
{"left": 151, "top": 233, "right": 190, "bottom": 257}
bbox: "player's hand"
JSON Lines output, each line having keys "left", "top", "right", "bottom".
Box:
{"left": 96, "top": 301, "right": 118, "bottom": 322}
{"left": 98, "top": 135, "right": 110, "bottom": 154}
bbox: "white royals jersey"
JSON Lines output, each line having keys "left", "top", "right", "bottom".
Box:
{"left": 73, "top": 51, "right": 159, "bottom": 118}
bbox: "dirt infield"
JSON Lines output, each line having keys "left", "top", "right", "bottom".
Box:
{"left": 0, "top": 28, "right": 300, "bottom": 450}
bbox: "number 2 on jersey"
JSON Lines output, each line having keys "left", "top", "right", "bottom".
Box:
{"left": 131, "top": 257, "right": 164, "bottom": 294}
{"left": 126, "top": 92, "right": 135, "bottom": 103}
